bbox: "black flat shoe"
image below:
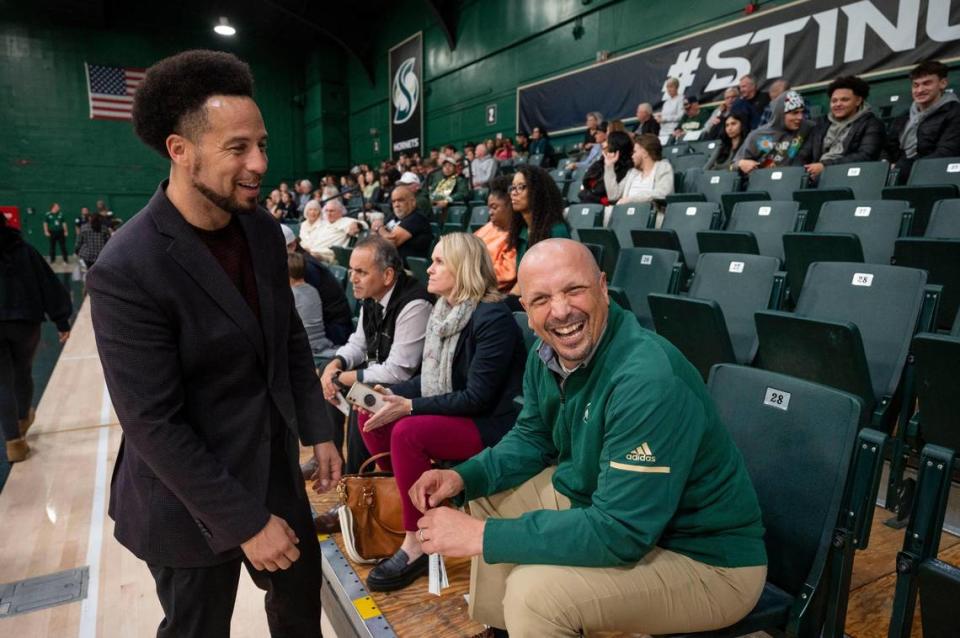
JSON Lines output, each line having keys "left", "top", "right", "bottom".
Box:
{"left": 366, "top": 549, "right": 429, "bottom": 592}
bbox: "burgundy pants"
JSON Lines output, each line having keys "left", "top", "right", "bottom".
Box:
{"left": 358, "top": 412, "right": 484, "bottom": 531}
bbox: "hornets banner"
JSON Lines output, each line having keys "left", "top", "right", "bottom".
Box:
{"left": 389, "top": 32, "right": 424, "bottom": 158}
{"left": 518, "top": 0, "right": 960, "bottom": 135}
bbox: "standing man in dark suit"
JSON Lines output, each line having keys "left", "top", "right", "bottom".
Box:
{"left": 86, "top": 50, "right": 341, "bottom": 638}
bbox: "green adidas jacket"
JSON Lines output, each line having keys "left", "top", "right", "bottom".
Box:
{"left": 455, "top": 302, "right": 766, "bottom": 568}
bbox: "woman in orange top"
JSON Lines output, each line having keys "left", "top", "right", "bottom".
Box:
{"left": 473, "top": 176, "right": 516, "bottom": 292}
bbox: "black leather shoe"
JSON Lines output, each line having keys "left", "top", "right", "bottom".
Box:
{"left": 366, "top": 549, "right": 429, "bottom": 592}
{"left": 313, "top": 506, "right": 341, "bottom": 534}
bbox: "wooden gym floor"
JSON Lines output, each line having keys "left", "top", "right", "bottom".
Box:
{"left": 0, "top": 298, "right": 955, "bottom": 637}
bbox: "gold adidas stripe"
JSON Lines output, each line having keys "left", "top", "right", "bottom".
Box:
{"left": 610, "top": 461, "right": 671, "bottom": 473}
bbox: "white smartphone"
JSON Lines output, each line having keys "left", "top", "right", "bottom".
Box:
{"left": 345, "top": 382, "right": 388, "bottom": 413}
{"left": 332, "top": 391, "right": 350, "bottom": 416}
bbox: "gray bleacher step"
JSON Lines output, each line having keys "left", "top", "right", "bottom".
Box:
{"left": 0, "top": 566, "right": 88, "bottom": 618}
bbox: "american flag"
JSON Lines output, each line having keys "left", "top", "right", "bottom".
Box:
{"left": 85, "top": 63, "right": 146, "bottom": 121}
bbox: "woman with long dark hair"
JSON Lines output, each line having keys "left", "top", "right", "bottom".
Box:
{"left": 580, "top": 130, "right": 634, "bottom": 204}
{"left": 508, "top": 165, "right": 569, "bottom": 267}
{"left": 705, "top": 112, "right": 751, "bottom": 171}
{"left": 474, "top": 176, "right": 517, "bottom": 292}
{"left": 0, "top": 214, "right": 72, "bottom": 462}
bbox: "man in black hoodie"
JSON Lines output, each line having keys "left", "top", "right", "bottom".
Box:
{"left": 886, "top": 60, "right": 960, "bottom": 183}
{"left": 799, "top": 75, "right": 885, "bottom": 181}
{"left": 0, "top": 215, "right": 72, "bottom": 462}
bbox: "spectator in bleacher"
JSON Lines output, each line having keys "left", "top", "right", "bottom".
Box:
{"left": 580, "top": 129, "right": 631, "bottom": 204}
{"left": 759, "top": 78, "right": 790, "bottom": 126}
{"left": 471, "top": 143, "right": 498, "bottom": 188}
{"left": 798, "top": 75, "right": 885, "bottom": 181}
{"left": 0, "top": 214, "right": 72, "bottom": 462}
{"left": 74, "top": 210, "right": 110, "bottom": 269}
{"left": 281, "top": 224, "right": 353, "bottom": 346}
{"left": 508, "top": 165, "right": 570, "bottom": 271}
{"left": 731, "top": 74, "right": 770, "bottom": 129}
{"left": 408, "top": 238, "right": 766, "bottom": 638}
{"left": 657, "top": 77, "right": 684, "bottom": 140}
{"left": 278, "top": 190, "right": 297, "bottom": 220}
{"left": 357, "top": 232, "right": 525, "bottom": 592}
{"left": 43, "top": 202, "right": 69, "bottom": 264}
{"left": 360, "top": 167, "right": 378, "bottom": 200}
{"left": 566, "top": 120, "right": 608, "bottom": 172}
{"left": 341, "top": 173, "right": 361, "bottom": 209}
{"left": 704, "top": 87, "right": 739, "bottom": 139}
{"left": 397, "top": 171, "right": 432, "bottom": 217}
{"left": 528, "top": 126, "right": 556, "bottom": 167}
{"left": 885, "top": 60, "right": 960, "bottom": 183}
{"left": 422, "top": 158, "right": 443, "bottom": 192}
{"left": 604, "top": 133, "right": 675, "bottom": 221}
{"left": 484, "top": 138, "right": 496, "bottom": 154}
{"left": 314, "top": 235, "right": 432, "bottom": 504}
{"left": 369, "top": 170, "right": 396, "bottom": 210}
{"left": 288, "top": 251, "right": 337, "bottom": 364}
{"left": 375, "top": 185, "right": 433, "bottom": 263}
{"left": 633, "top": 102, "right": 661, "bottom": 137}
{"left": 265, "top": 189, "right": 282, "bottom": 220}
{"left": 705, "top": 112, "right": 751, "bottom": 171}
{"left": 582, "top": 111, "right": 603, "bottom": 151}
{"left": 672, "top": 95, "right": 709, "bottom": 142}
{"left": 474, "top": 176, "right": 517, "bottom": 292}
{"left": 514, "top": 131, "right": 530, "bottom": 158}
{"left": 299, "top": 199, "right": 364, "bottom": 264}
{"left": 494, "top": 138, "right": 515, "bottom": 161}
{"left": 735, "top": 90, "right": 812, "bottom": 173}
{"left": 296, "top": 179, "right": 313, "bottom": 216}
{"left": 430, "top": 156, "right": 470, "bottom": 210}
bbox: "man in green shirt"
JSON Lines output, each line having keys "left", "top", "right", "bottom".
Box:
{"left": 43, "top": 202, "right": 69, "bottom": 263}
{"left": 411, "top": 239, "right": 766, "bottom": 637}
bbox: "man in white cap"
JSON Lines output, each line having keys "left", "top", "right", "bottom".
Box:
{"left": 397, "top": 171, "right": 432, "bottom": 216}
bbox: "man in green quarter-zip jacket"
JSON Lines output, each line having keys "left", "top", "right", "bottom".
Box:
{"left": 411, "top": 239, "right": 767, "bottom": 638}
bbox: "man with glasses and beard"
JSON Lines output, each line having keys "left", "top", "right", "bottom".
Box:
{"left": 86, "top": 50, "right": 341, "bottom": 637}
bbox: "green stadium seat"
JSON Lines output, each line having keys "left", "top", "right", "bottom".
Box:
{"left": 331, "top": 245, "right": 352, "bottom": 268}
{"left": 444, "top": 205, "right": 469, "bottom": 228}
{"left": 285, "top": 222, "right": 301, "bottom": 237}
{"left": 565, "top": 165, "right": 589, "bottom": 204}
{"left": 917, "top": 560, "right": 960, "bottom": 638}
{"left": 576, "top": 228, "right": 620, "bottom": 280}
{"left": 669, "top": 153, "right": 708, "bottom": 173}
{"left": 924, "top": 198, "right": 960, "bottom": 238}
{"left": 782, "top": 200, "right": 912, "bottom": 300}
{"left": 631, "top": 202, "right": 722, "bottom": 271}
{"left": 892, "top": 237, "right": 960, "bottom": 330}
{"left": 406, "top": 256, "right": 430, "bottom": 286}
{"left": 687, "top": 139, "right": 720, "bottom": 155}
{"left": 440, "top": 222, "right": 462, "bottom": 236}
{"left": 883, "top": 156, "right": 960, "bottom": 235}
{"left": 548, "top": 168, "right": 570, "bottom": 192}
{"left": 648, "top": 253, "right": 783, "bottom": 379}
{"left": 468, "top": 188, "right": 489, "bottom": 207}
{"left": 694, "top": 170, "right": 740, "bottom": 206}
{"left": 468, "top": 205, "right": 490, "bottom": 231}
{"left": 745, "top": 166, "right": 808, "bottom": 201}
{"left": 697, "top": 200, "right": 802, "bottom": 263}
{"left": 513, "top": 311, "right": 538, "bottom": 352}
{"left": 567, "top": 203, "right": 604, "bottom": 233}
{"left": 660, "top": 364, "right": 880, "bottom": 638}
{"left": 754, "top": 262, "right": 936, "bottom": 432}
{"left": 327, "top": 264, "right": 348, "bottom": 289}
{"left": 344, "top": 274, "right": 360, "bottom": 317}
{"left": 610, "top": 248, "right": 682, "bottom": 329}
{"left": 527, "top": 153, "right": 545, "bottom": 167}
{"left": 664, "top": 143, "right": 690, "bottom": 157}
{"left": 581, "top": 242, "right": 605, "bottom": 272}
{"left": 792, "top": 161, "right": 889, "bottom": 230}
{"left": 606, "top": 202, "right": 655, "bottom": 248}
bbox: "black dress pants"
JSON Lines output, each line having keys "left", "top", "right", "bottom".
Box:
{"left": 148, "top": 437, "right": 323, "bottom": 638}
{"left": 48, "top": 232, "right": 68, "bottom": 262}
{"left": 0, "top": 321, "right": 41, "bottom": 442}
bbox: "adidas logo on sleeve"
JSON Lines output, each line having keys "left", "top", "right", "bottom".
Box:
{"left": 626, "top": 442, "right": 655, "bottom": 462}
{"left": 610, "top": 443, "right": 670, "bottom": 474}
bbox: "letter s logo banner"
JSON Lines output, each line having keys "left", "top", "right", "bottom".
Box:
{"left": 393, "top": 58, "right": 419, "bottom": 125}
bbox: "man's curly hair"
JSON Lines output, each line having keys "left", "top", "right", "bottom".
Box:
{"left": 132, "top": 50, "right": 255, "bottom": 158}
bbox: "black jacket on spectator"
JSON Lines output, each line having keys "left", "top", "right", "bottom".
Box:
{"left": 301, "top": 251, "right": 353, "bottom": 344}
{"left": 885, "top": 99, "right": 960, "bottom": 181}
{"left": 797, "top": 110, "right": 886, "bottom": 166}
{"left": 87, "top": 182, "right": 331, "bottom": 567}
{"left": 360, "top": 270, "right": 432, "bottom": 366}
{"left": 390, "top": 301, "right": 525, "bottom": 448}
{"left": 0, "top": 223, "right": 72, "bottom": 330}
{"left": 634, "top": 119, "right": 661, "bottom": 137}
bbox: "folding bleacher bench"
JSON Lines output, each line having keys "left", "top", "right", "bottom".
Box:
{"left": 648, "top": 253, "right": 784, "bottom": 380}
{"left": 631, "top": 202, "right": 722, "bottom": 273}
{"left": 782, "top": 200, "right": 912, "bottom": 300}
{"left": 468, "top": 205, "right": 490, "bottom": 232}
{"left": 661, "top": 364, "right": 885, "bottom": 638}
{"left": 754, "top": 262, "right": 938, "bottom": 434}
{"left": 886, "top": 334, "right": 960, "bottom": 638}
{"left": 892, "top": 199, "right": 960, "bottom": 329}
{"left": 608, "top": 247, "right": 682, "bottom": 329}
{"left": 792, "top": 160, "right": 889, "bottom": 230}
{"left": 697, "top": 200, "right": 803, "bottom": 263}
{"left": 567, "top": 203, "right": 604, "bottom": 236}
{"left": 883, "top": 156, "right": 960, "bottom": 235}
{"left": 722, "top": 167, "right": 807, "bottom": 220}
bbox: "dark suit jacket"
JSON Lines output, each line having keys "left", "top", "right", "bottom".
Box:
{"left": 87, "top": 182, "right": 331, "bottom": 568}
{"left": 391, "top": 301, "right": 526, "bottom": 448}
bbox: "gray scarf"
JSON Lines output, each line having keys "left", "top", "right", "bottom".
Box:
{"left": 900, "top": 92, "right": 960, "bottom": 159}
{"left": 420, "top": 298, "right": 478, "bottom": 397}
{"left": 821, "top": 104, "right": 871, "bottom": 162}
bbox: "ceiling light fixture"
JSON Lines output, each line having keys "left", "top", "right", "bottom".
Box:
{"left": 214, "top": 17, "right": 236, "bottom": 36}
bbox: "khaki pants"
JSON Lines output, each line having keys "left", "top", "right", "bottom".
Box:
{"left": 467, "top": 467, "right": 766, "bottom": 637}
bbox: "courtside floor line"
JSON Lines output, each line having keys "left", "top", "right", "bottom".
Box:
{"left": 319, "top": 537, "right": 397, "bottom": 638}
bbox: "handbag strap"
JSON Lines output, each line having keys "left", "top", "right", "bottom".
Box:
{"left": 358, "top": 452, "right": 391, "bottom": 475}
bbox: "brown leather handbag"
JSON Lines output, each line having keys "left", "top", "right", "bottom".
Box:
{"left": 335, "top": 452, "right": 405, "bottom": 563}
